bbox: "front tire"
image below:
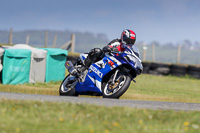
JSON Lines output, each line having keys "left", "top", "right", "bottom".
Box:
{"left": 59, "top": 75, "right": 77, "bottom": 96}
{"left": 102, "top": 72, "right": 131, "bottom": 99}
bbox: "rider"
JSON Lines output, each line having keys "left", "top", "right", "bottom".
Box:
{"left": 80, "top": 29, "right": 136, "bottom": 72}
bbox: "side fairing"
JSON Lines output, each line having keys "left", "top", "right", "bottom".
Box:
{"left": 75, "top": 55, "right": 121, "bottom": 93}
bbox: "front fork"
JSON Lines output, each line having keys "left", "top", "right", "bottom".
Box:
{"left": 122, "top": 67, "right": 137, "bottom": 83}
{"left": 111, "top": 69, "right": 119, "bottom": 85}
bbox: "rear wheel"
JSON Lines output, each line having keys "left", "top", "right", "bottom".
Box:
{"left": 102, "top": 72, "right": 131, "bottom": 99}
{"left": 59, "top": 75, "right": 78, "bottom": 96}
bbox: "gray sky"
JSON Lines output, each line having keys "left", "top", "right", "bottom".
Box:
{"left": 0, "top": 0, "right": 200, "bottom": 44}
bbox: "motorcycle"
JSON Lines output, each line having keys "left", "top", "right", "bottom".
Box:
{"left": 59, "top": 45, "right": 143, "bottom": 99}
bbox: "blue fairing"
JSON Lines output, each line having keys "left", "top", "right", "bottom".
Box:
{"left": 114, "top": 54, "right": 133, "bottom": 67}
{"left": 75, "top": 46, "right": 143, "bottom": 95}
{"left": 75, "top": 56, "right": 116, "bottom": 94}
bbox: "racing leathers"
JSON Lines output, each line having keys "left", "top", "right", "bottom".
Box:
{"left": 80, "top": 39, "right": 124, "bottom": 72}
{"left": 102, "top": 39, "right": 125, "bottom": 53}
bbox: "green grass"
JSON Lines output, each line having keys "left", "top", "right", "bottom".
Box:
{"left": 0, "top": 99, "right": 200, "bottom": 133}
{"left": 0, "top": 81, "right": 60, "bottom": 96}
{"left": 121, "top": 74, "right": 200, "bottom": 103}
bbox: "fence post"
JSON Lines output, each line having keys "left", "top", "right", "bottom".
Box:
{"left": 26, "top": 34, "right": 30, "bottom": 45}
{"left": 176, "top": 45, "right": 181, "bottom": 64}
{"left": 59, "top": 34, "right": 75, "bottom": 51}
{"left": 8, "top": 28, "right": 13, "bottom": 44}
{"left": 142, "top": 43, "right": 147, "bottom": 61}
{"left": 71, "top": 34, "right": 75, "bottom": 52}
{"left": 45, "top": 31, "right": 48, "bottom": 48}
{"left": 152, "top": 44, "right": 155, "bottom": 62}
{"left": 52, "top": 35, "right": 57, "bottom": 48}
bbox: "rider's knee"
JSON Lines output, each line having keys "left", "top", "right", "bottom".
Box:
{"left": 94, "top": 48, "right": 103, "bottom": 57}
{"left": 88, "top": 48, "right": 103, "bottom": 58}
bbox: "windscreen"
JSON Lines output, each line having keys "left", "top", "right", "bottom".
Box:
{"left": 131, "top": 45, "right": 141, "bottom": 58}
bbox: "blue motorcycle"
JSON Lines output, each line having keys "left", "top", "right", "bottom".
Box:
{"left": 59, "top": 45, "right": 143, "bottom": 99}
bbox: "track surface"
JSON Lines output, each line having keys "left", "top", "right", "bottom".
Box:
{"left": 0, "top": 92, "right": 200, "bottom": 111}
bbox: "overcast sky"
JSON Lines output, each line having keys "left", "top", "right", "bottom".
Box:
{"left": 0, "top": 0, "right": 200, "bottom": 44}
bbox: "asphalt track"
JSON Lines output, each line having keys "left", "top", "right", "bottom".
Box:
{"left": 0, "top": 92, "right": 200, "bottom": 111}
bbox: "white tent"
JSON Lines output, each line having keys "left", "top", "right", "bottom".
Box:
{"left": 0, "top": 48, "right": 4, "bottom": 72}
{"left": 9, "top": 44, "right": 47, "bottom": 83}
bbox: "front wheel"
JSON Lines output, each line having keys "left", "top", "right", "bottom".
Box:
{"left": 102, "top": 72, "right": 131, "bottom": 99}
{"left": 59, "top": 75, "right": 78, "bottom": 96}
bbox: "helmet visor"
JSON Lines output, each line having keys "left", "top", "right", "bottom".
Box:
{"left": 126, "top": 44, "right": 134, "bottom": 47}
{"left": 124, "top": 38, "right": 135, "bottom": 44}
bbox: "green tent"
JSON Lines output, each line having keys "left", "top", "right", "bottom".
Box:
{"left": 2, "top": 49, "right": 31, "bottom": 84}
{"left": 41, "top": 48, "right": 68, "bottom": 82}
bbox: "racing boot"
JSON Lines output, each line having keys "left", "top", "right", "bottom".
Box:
{"left": 78, "top": 66, "right": 86, "bottom": 73}
{"left": 78, "top": 55, "right": 92, "bottom": 73}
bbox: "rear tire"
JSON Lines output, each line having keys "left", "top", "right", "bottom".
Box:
{"left": 59, "top": 75, "right": 78, "bottom": 96}
{"left": 102, "top": 72, "right": 131, "bottom": 99}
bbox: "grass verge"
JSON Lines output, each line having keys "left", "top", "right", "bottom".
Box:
{"left": 121, "top": 74, "right": 200, "bottom": 103}
{"left": 0, "top": 99, "right": 200, "bottom": 133}
{"left": 0, "top": 81, "right": 60, "bottom": 96}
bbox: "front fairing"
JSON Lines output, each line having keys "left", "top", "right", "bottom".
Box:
{"left": 125, "top": 46, "right": 143, "bottom": 72}
{"left": 113, "top": 46, "right": 143, "bottom": 74}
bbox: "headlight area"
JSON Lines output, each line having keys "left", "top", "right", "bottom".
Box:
{"left": 124, "top": 55, "right": 143, "bottom": 75}
{"left": 124, "top": 55, "right": 136, "bottom": 65}
{"left": 120, "top": 64, "right": 137, "bottom": 79}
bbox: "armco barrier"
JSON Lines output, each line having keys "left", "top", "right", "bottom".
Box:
{"left": 66, "top": 56, "right": 200, "bottom": 79}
